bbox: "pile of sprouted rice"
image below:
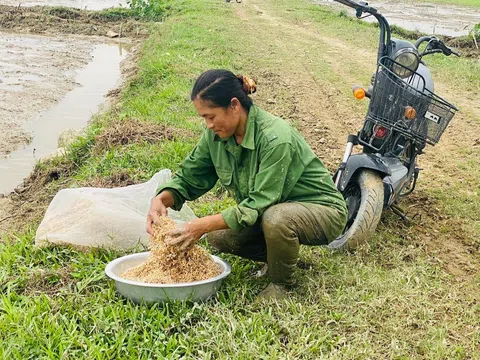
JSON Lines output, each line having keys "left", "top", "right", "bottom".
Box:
{"left": 122, "top": 217, "right": 221, "bottom": 284}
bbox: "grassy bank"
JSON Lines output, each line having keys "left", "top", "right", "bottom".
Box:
{"left": 1, "top": 0, "right": 479, "bottom": 358}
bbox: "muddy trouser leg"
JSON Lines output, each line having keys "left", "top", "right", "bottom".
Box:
{"left": 207, "top": 224, "right": 267, "bottom": 262}
{"left": 261, "top": 202, "right": 342, "bottom": 287}
{"left": 208, "top": 202, "right": 344, "bottom": 287}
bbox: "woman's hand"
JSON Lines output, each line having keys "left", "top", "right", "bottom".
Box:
{"left": 165, "top": 220, "right": 206, "bottom": 251}
{"left": 165, "top": 214, "right": 228, "bottom": 251}
{"left": 146, "top": 192, "right": 174, "bottom": 235}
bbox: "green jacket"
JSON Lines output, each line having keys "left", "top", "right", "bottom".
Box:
{"left": 157, "top": 105, "right": 347, "bottom": 239}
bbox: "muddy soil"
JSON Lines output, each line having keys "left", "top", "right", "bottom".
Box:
{"left": 0, "top": 32, "right": 94, "bottom": 157}
{"left": 0, "top": 41, "right": 128, "bottom": 195}
{"left": 0, "top": 4, "right": 147, "bottom": 158}
{"left": 0, "top": 5, "right": 151, "bottom": 37}
{"left": 0, "top": 0, "right": 126, "bottom": 10}
{"left": 0, "top": 2, "right": 142, "bottom": 233}
{"left": 0, "top": 160, "right": 75, "bottom": 236}
{"left": 316, "top": 0, "right": 480, "bottom": 37}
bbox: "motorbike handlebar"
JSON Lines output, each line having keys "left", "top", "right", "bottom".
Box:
{"left": 415, "top": 36, "right": 433, "bottom": 49}
{"left": 421, "top": 49, "right": 443, "bottom": 57}
{"left": 438, "top": 41, "right": 460, "bottom": 57}
{"left": 416, "top": 36, "right": 460, "bottom": 58}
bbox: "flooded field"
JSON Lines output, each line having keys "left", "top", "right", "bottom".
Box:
{"left": 0, "top": 33, "right": 94, "bottom": 157}
{"left": 0, "top": 0, "right": 131, "bottom": 195}
{"left": 0, "top": 40, "right": 127, "bottom": 194}
{"left": 0, "top": 0, "right": 126, "bottom": 10}
{"left": 316, "top": 0, "right": 480, "bottom": 37}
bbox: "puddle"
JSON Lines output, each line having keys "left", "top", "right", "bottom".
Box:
{"left": 316, "top": 0, "right": 480, "bottom": 37}
{"left": 0, "top": 43, "right": 127, "bottom": 194}
{"left": 0, "top": 0, "right": 126, "bottom": 10}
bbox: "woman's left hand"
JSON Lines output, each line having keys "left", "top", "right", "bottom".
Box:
{"left": 165, "top": 220, "right": 206, "bottom": 251}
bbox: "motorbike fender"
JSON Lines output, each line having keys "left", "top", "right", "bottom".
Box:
{"left": 336, "top": 154, "right": 391, "bottom": 192}
{"left": 381, "top": 157, "right": 411, "bottom": 207}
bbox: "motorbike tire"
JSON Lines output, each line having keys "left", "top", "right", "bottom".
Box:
{"left": 328, "top": 170, "right": 384, "bottom": 251}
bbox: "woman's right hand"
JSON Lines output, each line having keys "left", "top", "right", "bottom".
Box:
{"left": 146, "top": 194, "right": 170, "bottom": 236}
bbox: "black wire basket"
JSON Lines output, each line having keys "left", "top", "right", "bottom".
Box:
{"left": 366, "top": 57, "right": 457, "bottom": 145}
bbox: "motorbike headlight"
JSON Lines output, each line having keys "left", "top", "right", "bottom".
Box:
{"left": 392, "top": 48, "right": 420, "bottom": 79}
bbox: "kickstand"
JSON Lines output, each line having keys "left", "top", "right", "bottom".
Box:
{"left": 391, "top": 204, "right": 411, "bottom": 224}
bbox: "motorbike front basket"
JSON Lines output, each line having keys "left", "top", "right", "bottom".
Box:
{"left": 367, "top": 57, "right": 457, "bottom": 145}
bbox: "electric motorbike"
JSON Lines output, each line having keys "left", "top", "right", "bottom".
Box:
{"left": 328, "top": 0, "right": 459, "bottom": 250}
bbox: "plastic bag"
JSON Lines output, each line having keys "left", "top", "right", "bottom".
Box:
{"left": 35, "top": 169, "right": 196, "bottom": 250}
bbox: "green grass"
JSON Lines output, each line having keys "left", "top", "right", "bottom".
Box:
{"left": 2, "top": 229, "right": 479, "bottom": 359}
{"left": 1, "top": 0, "right": 479, "bottom": 358}
{"left": 45, "top": 1, "right": 173, "bottom": 21}
{"left": 74, "top": 140, "right": 196, "bottom": 182}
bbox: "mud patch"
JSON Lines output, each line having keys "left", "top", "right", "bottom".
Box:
{"left": 0, "top": 197, "right": 14, "bottom": 232}
{"left": 0, "top": 5, "right": 151, "bottom": 38}
{"left": 253, "top": 67, "right": 347, "bottom": 172}
{"left": 0, "top": 157, "right": 75, "bottom": 237}
{"left": 315, "top": 0, "right": 480, "bottom": 38}
{"left": 315, "top": 0, "right": 480, "bottom": 57}
{"left": 0, "top": 41, "right": 127, "bottom": 195}
{"left": 444, "top": 36, "right": 480, "bottom": 58}
{"left": 382, "top": 191, "right": 479, "bottom": 279}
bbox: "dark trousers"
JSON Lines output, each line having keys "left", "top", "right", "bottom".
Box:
{"left": 208, "top": 202, "right": 343, "bottom": 287}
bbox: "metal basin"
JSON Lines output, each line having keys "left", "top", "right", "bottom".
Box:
{"left": 105, "top": 252, "right": 231, "bottom": 303}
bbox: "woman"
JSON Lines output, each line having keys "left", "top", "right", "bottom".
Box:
{"left": 147, "top": 69, "right": 347, "bottom": 300}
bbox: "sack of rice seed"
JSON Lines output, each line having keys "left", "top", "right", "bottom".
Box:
{"left": 35, "top": 169, "right": 196, "bottom": 250}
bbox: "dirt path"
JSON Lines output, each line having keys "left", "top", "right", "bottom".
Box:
{"left": 236, "top": 0, "right": 376, "bottom": 163}
{"left": 232, "top": 0, "right": 479, "bottom": 276}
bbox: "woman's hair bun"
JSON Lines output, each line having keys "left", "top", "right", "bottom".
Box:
{"left": 236, "top": 74, "right": 257, "bottom": 95}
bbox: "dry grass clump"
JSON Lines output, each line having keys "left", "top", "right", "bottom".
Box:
{"left": 122, "top": 217, "right": 221, "bottom": 284}
{"left": 93, "top": 119, "right": 175, "bottom": 154}
{"left": 81, "top": 170, "right": 136, "bottom": 188}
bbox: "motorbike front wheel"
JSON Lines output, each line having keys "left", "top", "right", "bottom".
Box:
{"left": 328, "top": 170, "right": 384, "bottom": 251}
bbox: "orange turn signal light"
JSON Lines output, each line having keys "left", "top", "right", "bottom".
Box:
{"left": 405, "top": 106, "right": 416, "bottom": 119}
{"left": 353, "top": 86, "right": 366, "bottom": 100}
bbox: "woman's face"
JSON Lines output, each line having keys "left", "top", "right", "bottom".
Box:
{"left": 193, "top": 98, "right": 241, "bottom": 139}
